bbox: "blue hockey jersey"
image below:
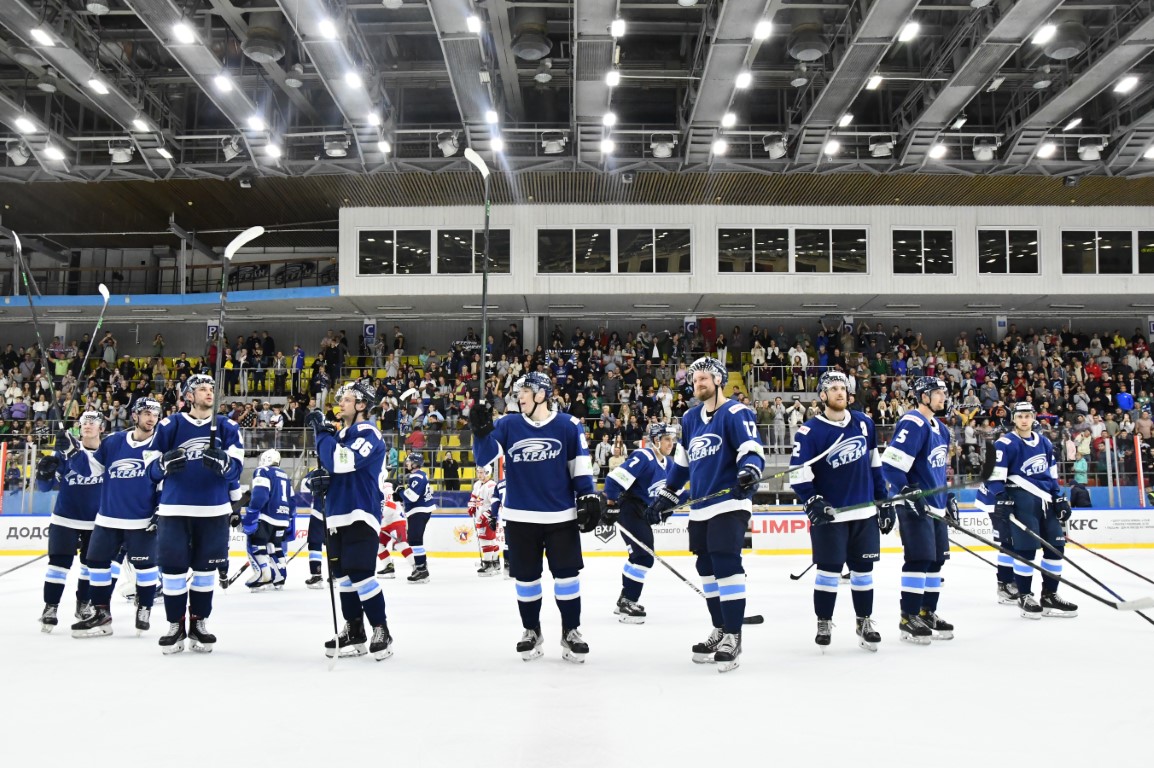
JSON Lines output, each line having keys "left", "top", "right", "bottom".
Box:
{"left": 37, "top": 448, "right": 102, "bottom": 531}
{"left": 789, "top": 411, "right": 889, "bottom": 522}
{"left": 250, "top": 465, "right": 296, "bottom": 527}
{"left": 986, "top": 431, "right": 1060, "bottom": 503}
{"left": 147, "top": 413, "right": 244, "bottom": 517}
{"left": 880, "top": 410, "right": 952, "bottom": 513}
{"left": 73, "top": 430, "right": 159, "bottom": 529}
{"left": 402, "top": 468, "right": 436, "bottom": 515}
{"left": 473, "top": 411, "right": 595, "bottom": 524}
{"left": 666, "top": 399, "right": 764, "bottom": 521}
{"left": 296, "top": 469, "right": 325, "bottom": 520}
{"left": 315, "top": 421, "right": 386, "bottom": 530}
{"left": 604, "top": 445, "right": 684, "bottom": 516}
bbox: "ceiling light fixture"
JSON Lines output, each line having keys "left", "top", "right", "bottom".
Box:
{"left": 437, "top": 131, "right": 459, "bottom": 156}
{"left": 1144, "top": 145, "right": 1154, "bottom": 160}
{"left": 753, "top": 20, "right": 772, "bottom": 40}
{"left": 214, "top": 73, "right": 233, "bottom": 92}
{"left": 86, "top": 1, "right": 111, "bottom": 13}
{"left": 324, "top": 134, "right": 350, "bottom": 158}
{"left": 14, "top": 116, "right": 37, "bottom": 133}
{"left": 735, "top": 71, "right": 752, "bottom": 89}
{"left": 650, "top": 133, "right": 676, "bottom": 158}
{"left": 485, "top": 109, "right": 499, "bottom": 124}
{"left": 156, "top": 148, "right": 173, "bottom": 159}
{"left": 722, "top": 112, "right": 737, "bottom": 128}
{"left": 711, "top": 138, "right": 728, "bottom": 155}
{"left": 44, "top": 145, "right": 65, "bottom": 161}
{"left": 600, "top": 138, "right": 615, "bottom": 155}
{"left": 823, "top": 139, "right": 840, "bottom": 155}
{"left": 6, "top": 144, "right": 31, "bottom": 166}
{"left": 838, "top": 113, "right": 853, "bottom": 128}
{"left": 866, "top": 74, "right": 883, "bottom": 90}
{"left": 344, "top": 70, "right": 363, "bottom": 88}
{"left": 367, "top": 112, "right": 382, "bottom": 126}
{"left": 131, "top": 117, "right": 150, "bottom": 132}
{"left": 898, "top": 22, "right": 919, "bottom": 42}
{"left": 610, "top": 18, "right": 626, "bottom": 38}
{"left": 87, "top": 77, "right": 110, "bottom": 95}
{"left": 1114, "top": 75, "right": 1139, "bottom": 93}
{"left": 378, "top": 139, "right": 391, "bottom": 154}
{"left": 319, "top": 18, "right": 338, "bottom": 39}
{"left": 222, "top": 135, "right": 242, "bottom": 160}
{"left": 1036, "top": 141, "right": 1057, "bottom": 159}
{"left": 763, "top": 133, "right": 787, "bottom": 159}
{"left": 541, "top": 131, "right": 567, "bottom": 154}
{"left": 951, "top": 114, "right": 967, "bottom": 130}
{"left": 30, "top": 27, "right": 56, "bottom": 47}
{"left": 869, "top": 135, "right": 894, "bottom": 158}
{"left": 1063, "top": 117, "right": 1082, "bottom": 131}
{"left": 265, "top": 143, "right": 282, "bottom": 159}
{"left": 972, "top": 136, "right": 999, "bottom": 161}
{"left": 1077, "top": 137, "right": 1106, "bottom": 161}
{"left": 605, "top": 70, "right": 621, "bottom": 87}
{"left": 285, "top": 63, "right": 305, "bottom": 88}
{"left": 247, "top": 115, "right": 266, "bottom": 131}
{"left": 466, "top": 15, "right": 482, "bottom": 35}
{"left": 602, "top": 112, "right": 617, "bottom": 127}
{"left": 928, "top": 142, "right": 948, "bottom": 159}
{"left": 490, "top": 136, "right": 505, "bottom": 153}
{"left": 1032, "top": 23, "right": 1057, "bottom": 45}
{"left": 172, "top": 21, "right": 196, "bottom": 44}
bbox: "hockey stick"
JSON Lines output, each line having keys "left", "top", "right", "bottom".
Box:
{"left": 1009, "top": 516, "right": 1154, "bottom": 627}
{"left": 948, "top": 537, "right": 996, "bottom": 569}
{"left": 225, "top": 561, "right": 250, "bottom": 588}
{"left": 0, "top": 553, "right": 47, "bottom": 579}
{"left": 615, "top": 524, "right": 765, "bottom": 625}
{"left": 929, "top": 511, "right": 1154, "bottom": 612}
{"left": 463, "top": 149, "right": 491, "bottom": 406}
{"left": 57, "top": 284, "right": 111, "bottom": 431}
{"left": 829, "top": 450, "right": 998, "bottom": 518}
{"left": 789, "top": 563, "right": 815, "bottom": 581}
{"left": 211, "top": 226, "right": 265, "bottom": 452}
{"left": 284, "top": 536, "right": 310, "bottom": 565}
{"left": 1064, "top": 535, "right": 1154, "bottom": 587}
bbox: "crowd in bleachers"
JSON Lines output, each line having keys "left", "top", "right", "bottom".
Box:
{"left": 1, "top": 317, "right": 1152, "bottom": 492}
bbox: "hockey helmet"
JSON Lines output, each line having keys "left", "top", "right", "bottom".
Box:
{"left": 514, "top": 371, "right": 553, "bottom": 400}
{"left": 404, "top": 452, "right": 424, "bottom": 469}
{"left": 336, "top": 379, "right": 377, "bottom": 404}
{"left": 687, "top": 356, "right": 727, "bottom": 386}
{"left": 818, "top": 370, "right": 851, "bottom": 394}
{"left": 132, "top": 398, "right": 162, "bottom": 417}
{"left": 77, "top": 410, "right": 105, "bottom": 430}
{"left": 183, "top": 373, "right": 215, "bottom": 400}
{"left": 1012, "top": 401, "right": 1036, "bottom": 415}
{"left": 912, "top": 376, "right": 948, "bottom": 402}
{"left": 476, "top": 463, "right": 493, "bottom": 480}
{"left": 648, "top": 421, "right": 679, "bottom": 443}
{"left": 258, "top": 449, "right": 281, "bottom": 467}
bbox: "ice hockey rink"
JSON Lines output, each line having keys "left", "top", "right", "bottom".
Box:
{"left": 2, "top": 547, "right": 1152, "bottom": 767}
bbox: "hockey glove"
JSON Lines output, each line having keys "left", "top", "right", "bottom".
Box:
{"left": 804, "top": 495, "right": 835, "bottom": 527}
{"left": 469, "top": 401, "right": 494, "bottom": 438}
{"left": 946, "top": 493, "right": 961, "bottom": 525}
{"left": 310, "top": 469, "right": 331, "bottom": 500}
{"left": 992, "top": 493, "right": 1014, "bottom": 526}
{"left": 159, "top": 448, "right": 187, "bottom": 475}
{"left": 735, "top": 465, "right": 762, "bottom": 500}
{"left": 644, "top": 487, "right": 681, "bottom": 525}
{"left": 229, "top": 511, "right": 241, "bottom": 529}
{"left": 576, "top": 493, "right": 605, "bottom": 534}
{"left": 601, "top": 499, "right": 620, "bottom": 527}
{"left": 56, "top": 430, "right": 80, "bottom": 459}
{"left": 307, "top": 409, "right": 336, "bottom": 438}
{"left": 1052, "top": 496, "right": 1072, "bottom": 523}
{"left": 877, "top": 502, "right": 896, "bottom": 535}
{"left": 145, "top": 513, "right": 159, "bottom": 534}
{"left": 488, "top": 508, "right": 499, "bottom": 532}
{"left": 242, "top": 508, "right": 259, "bottom": 536}
{"left": 896, "top": 485, "right": 926, "bottom": 517}
{"left": 202, "top": 446, "right": 230, "bottom": 477}
{"left": 286, "top": 514, "right": 297, "bottom": 542}
{"left": 36, "top": 455, "right": 61, "bottom": 482}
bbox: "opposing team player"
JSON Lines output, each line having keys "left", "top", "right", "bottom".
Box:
{"left": 298, "top": 468, "right": 330, "bottom": 589}
{"left": 470, "top": 372, "right": 600, "bottom": 663}
{"left": 602, "top": 422, "right": 685, "bottom": 623}
{"left": 974, "top": 482, "right": 1020, "bottom": 605}
{"left": 643, "top": 357, "right": 764, "bottom": 672}
{"left": 880, "top": 376, "right": 955, "bottom": 644}
{"left": 241, "top": 449, "right": 296, "bottom": 591}
{"left": 35, "top": 412, "right": 105, "bottom": 632}
{"left": 467, "top": 464, "right": 501, "bottom": 576}
{"left": 68, "top": 398, "right": 162, "bottom": 637}
{"left": 147, "top": 373, "right": 244, "bottom": 654}
{"left": 789, "top": 372, "right": 890, "bottom": 652}
{"left": 376, "top": 479, "right": 415, "bottom": 578}
{"left": 399, "top": 452, "right": 435, "bottom": 583}
{"left": 308, "top": 381, "right": 392, "bottom": 660}
{"left": 985, "top": 402, "right": 1078, "bottom": 618}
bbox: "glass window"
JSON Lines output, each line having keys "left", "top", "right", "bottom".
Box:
{"left": 754, "top": 228, "right": 789, "bottom": 272}
{"left": 395, "top": 230, "right": 431, "bottom": 274}
{"left": 892, "top": 229, "right": 922, "bottom": 274}
{"left": 833, "top": 229, "right": 868, "bottom": 273}
{"left": 1098, "top": 230, "right": 1133, "bottom": 274}
{"left": 1007, "top": 231, "right": 1038, "bottom": 274}
{"left": 480, "top": 229, "right": 511, "bottom": 274}
{"left": 794, "top": 229, "right": 830, "bottom": 272}
{"left": 1061, "top": 231, "right": 1096, "bottom": 274}
{"left": 1140, "top": 232, "right": 1154, "bottom": 274}
{"left": 719, "top": 229, "right": 752, "bottom": 273}
{"left": 438, "top": 230, "right": 473, "bottom": 274}
{"left": 978, "top": 229, "right": 1007, "bottom": 274}
{"left": 358, "top": 230, "right": 393, "bottom": 275}
{"left": 619, "top": 229, "right": 654, "bottom": 273}
{"left": 654, "top": 229, "right": 691, "bottom": 273}
{"left": 575, "top": 229, "right": 611, "bottom": 274}
{"left": 537, "top": 229, "right": 574, "bottom": 273}
{"left": 923, "top": 230, "right": 954, "bottom": 274}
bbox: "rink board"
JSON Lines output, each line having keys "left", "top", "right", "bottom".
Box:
{"left": 3, "top": 508, "right": 1153, "bottom": 556}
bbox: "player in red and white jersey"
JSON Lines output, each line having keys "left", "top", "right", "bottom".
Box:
{"left": 376, "top": 480, "right": 414, "bottom": 579}
{"left": 467, "top": 465, "right": 501, "bottom": 577}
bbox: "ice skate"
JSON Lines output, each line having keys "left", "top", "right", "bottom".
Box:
{"left": 714, "top": 632, "right": 742, "bottom": 673}
{"left": 305, "top": 574, "right": 325, "bottom": 590}
{"left": 1040, "top": 592, "right": 1078, "bottom": 618}
{"left": 919, "top": 610, "right": 954, "bottom": 640}
{"left": 245, "top": 564, "right": 272, "bottom": 592}
{"left": 614, "top": 595, "right": 646, "bottom": 624}
{"left": 996, "top": 581, "right": 1020, "bottom": 605}
{"left": 503, "top": 560, "right": 511, "bottom": 580}
{"left": 75, "top": 600, "right": 94, "bottom": 620}
{"left": 692, "top": 627, "right": 724, "bottom": 664}
{"left": 39, "top": 603, "right": 58, "bottom": 633}
{"left": 134, "top": 599, "right": 151, "bottom": 635}
{"left": 560, "top": 628, "right": 589, "bottom": 664}
{"left": 815, "top": 618, "right": 833, "bottom": 650}
{"left": 369, "top": 624, "right": 394, "bottom": 661}
{"left": 899, "top": 612, "right": 932, "bottom": 645}
{"left": 406, "top": 565, "right": 430, "bottom": 584}
{"left": 477, "top": 560, "right": 501, "bottom": 577}
{"left": 324, "top": 621, "right": 368, "bottom": 658}
{"left": 188, "top": 616, "right": 216, "bottom": 652}
{"left": 1018, "top": 593, "right": 1043, "bottom": 620}
{"left": 517, "top": 626, "right": 544, "bottom": 661}
{"left": 159, "top": 619, "right": 187, "bottom": 654}
{"left": 856, "top": 616, "right": 881, "bottom": 652}
{"left": 70, "top": 606, "right": 113, "bottom": 638}
{"left": 377, "top": 561, "right": 396, "bottom": 579}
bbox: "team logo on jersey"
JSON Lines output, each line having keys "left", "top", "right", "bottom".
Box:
{"left": 827, "top": 436, "right": 868, "bottom": 468}
{"left": 929, "top": 445, "right": 949, "bottom": 469}
{"left": 594, "top": 523, "right": 617, "bottom": 543}
{"left": 107, "top": 457, "right": 147, "bottom": 480}
{"left": 1020, "top": 454, "right": 1050, "bottom": 476}
{"left": 178, "top": 436, "right": 212, "bottom": 461}
{"left": 67, "top": 474, "right": 102, "bottom": 486}
{"left": 687, "top": 434, "right": 722, "bottom": 462}
{"left": 646, "top": 479, "right": 668, "bottom": 500}
{"left": 454, "top": 524, "right": 473, "bottom": 544}
{"left": 508, "top": 438, "right": 562, "bottom": 463}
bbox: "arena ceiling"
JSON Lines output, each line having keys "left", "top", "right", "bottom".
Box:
{"left": 0, "top": 0, "right": 1153, "bottom": 243}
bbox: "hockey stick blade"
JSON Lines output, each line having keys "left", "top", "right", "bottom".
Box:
{"left": 743, "top": 615, "right": 765, "bottom": 625}
{"left": 97, "top": 283, "right": 110, "bottom": 303}
{"left": 224, "top": 226, "right": 265, "bottom": 261}
{"left": 789, "top": 563, "right": 816, "bottom": 581}
{"left": 1115, "top": 597, "right": 1154, "bottom": 611}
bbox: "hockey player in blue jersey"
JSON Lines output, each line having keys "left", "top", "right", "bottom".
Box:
{"left": 790, "top": 372, "right": 891, "bottom": 652}
{"left": 602, "top": 421, "right": 685, "bottom": 624}
{"left": 242, "top": 449, "right": 296, "bottom": 591}
{"left": 470, "top": 371, "right": 600, "bottom": 663}
{"left": 298, "top": 468, "right": 329, "bottom": 590}
{"left": 986, "top": 402, "right": 1078, "bottom": 618}
{"left": 147, "top": 373, "right": 245, "bottom": 654}
{"left": 308, "top": 381, "right": 392, "bottom": 660}
{"left": 644, "top": 357, "right": 764, "bottom": 672}
{"left": 400, "top": 452, "right": 435, "bottom": 583}
{"left": 35, "top": 411, "right": 105, "bottom": 632}
{"left": 880, "top": 376, "right": 955, "bottom": 644}
{"left": 974, "top": 482, "right": 1020, "bottom": 605}
{"left": 68, "top": 398, "right": 162, "bottom": 638}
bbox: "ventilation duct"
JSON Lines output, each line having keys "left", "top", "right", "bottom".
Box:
{"left": 512, "top": 8, "right": 552, "bottom": 61}
{"left": 243, "top": 12, "right": 286, "bottom": 64}
{"left": 788, "top": 11, "right": 829, "bottom": 62}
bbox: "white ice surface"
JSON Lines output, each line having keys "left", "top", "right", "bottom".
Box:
{"left": 2, "top": 550, "right": 1153, "bottom": 768}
